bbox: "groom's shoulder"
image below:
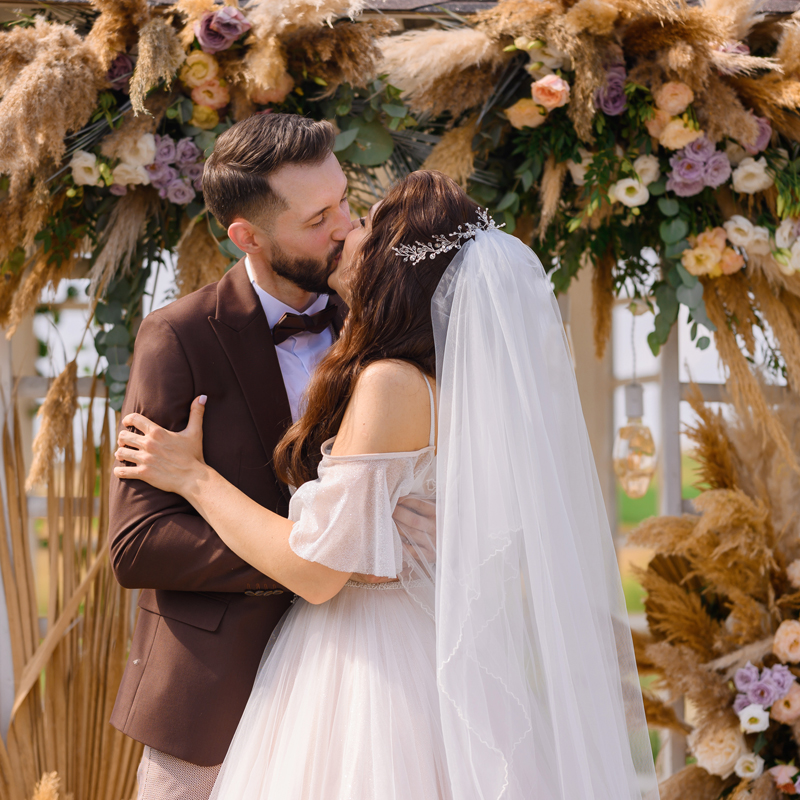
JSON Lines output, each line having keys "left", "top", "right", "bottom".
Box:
{"left": 143, "top": 281, "right": 221, "bottom": 337}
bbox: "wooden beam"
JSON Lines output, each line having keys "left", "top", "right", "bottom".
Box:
{"left": 16, "top": 376, "right": 107, "bottom": 400}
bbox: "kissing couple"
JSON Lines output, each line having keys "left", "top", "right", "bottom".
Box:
{"left": 108, "top": 113, "right": 657, "bottom": 800}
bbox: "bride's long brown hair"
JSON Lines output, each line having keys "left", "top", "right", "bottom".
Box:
{"left": 274, "top": 170, "right": 480, "bottom": 486}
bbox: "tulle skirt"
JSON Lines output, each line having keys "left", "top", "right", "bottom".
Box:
{"left": 209, "top": 581, "right": 451, "bottom": 800}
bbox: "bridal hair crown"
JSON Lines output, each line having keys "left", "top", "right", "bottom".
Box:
{"left": 391, "top": 208, "right": 504, "bottom": 265}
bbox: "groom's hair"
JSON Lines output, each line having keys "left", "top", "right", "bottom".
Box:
{"left": 203, "top": 113, "right": 336, "bottom": 229}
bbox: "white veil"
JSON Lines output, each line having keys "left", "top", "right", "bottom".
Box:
{"left": 432, "top": 228, "right": 658, "bottom": 799}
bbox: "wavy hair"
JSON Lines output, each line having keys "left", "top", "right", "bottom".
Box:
{"left": 274, "top": 170, "right": 479, "bottom": 486}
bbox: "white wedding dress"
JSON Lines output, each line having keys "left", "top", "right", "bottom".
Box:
{"left": 209, "top": 377, "right": 449, "bottom": 800}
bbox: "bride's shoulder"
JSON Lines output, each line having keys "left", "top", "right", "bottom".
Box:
{"left": 333, "top": 360, "right": 433, "bottom": 456}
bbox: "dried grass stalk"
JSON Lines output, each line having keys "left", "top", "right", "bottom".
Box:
{"left": 732, "top": 74, "right": 800, "bottom": 141}
{"left": 421, "top": 118, "right": 478, "bottom": 188}
{"left": 0, "top": 268, "right": 25, "bottom": 329}
{"left": 628, "top": 514, "right": 697, "bottom": 553}
{"left": 85, "top": 0, "right": 149, "bottom": 71}
{"left": 641, "top": 692, "right": 692, "bottom": 734}
{"left": 88, "top": 187, "right": 158, "bottom": 299}
{"left": 714, "top": 272, "right": 757, "bottom": 355}
{"left": 658, "top": 765, "right": 729, "bottom": 800}
{"left": 751, "top": 772, "right": 780, "bottom": 800}
{"left": 0, "top": 19, "right": 106, "bottom": 191}
{"left": 29, "top": 771, "right": 60, "bottom": 800}
{"left": 538, "top": 156, "right": 566, "bottom": 238}
{"left": 564, "top": 0, "right": 618, "bottom": 36}
{"left": 591, "top": 246, "right": 615, "bottom": 359}
{"left": 175, "top": 216, "right": 228, "bottom": 297}
{"left": 130, "top": 18, "right": 185, "bottom": 116}
{"left": 242, "top": 35, "right": 288, "bottom": 97}
{"left": 704, "top": 280, "right": 799, "bottom": 474}
{"left": 777, "top": 17, "right": 800, "bottom": 77}
{"left": 473, "top": 0, "right": 560, "bottom": 41}
{"left": 703, "top": 0, "right": 761, "bottom": 42}
{"left": 246, "top": 0, "right": 365, "bottom": 37}
{"left": 26, "top": 361, "right": 78, "bottom": 492}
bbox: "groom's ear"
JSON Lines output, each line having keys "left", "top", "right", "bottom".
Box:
{"left": 228, "top": 219, "right": 263, "bottom": 255}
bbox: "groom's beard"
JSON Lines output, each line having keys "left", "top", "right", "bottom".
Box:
{"left": 270, "top": 241, "right": 342, "bottom": 295}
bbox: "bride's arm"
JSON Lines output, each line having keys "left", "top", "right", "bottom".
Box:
{"left": 114, "top": 362, "right": 432, "bottom": 604}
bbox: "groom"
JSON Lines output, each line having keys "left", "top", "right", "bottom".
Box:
{"left": 108, "top": 113, "right": 353, "bottom": 800}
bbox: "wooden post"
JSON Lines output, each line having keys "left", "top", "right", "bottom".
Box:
{"left": 0, "top": 332, "right": 14, "bottom": 740}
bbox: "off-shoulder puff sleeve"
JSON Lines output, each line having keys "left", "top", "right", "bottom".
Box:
{"left": 288, "top": 454, "right": 419, "bottom": 578}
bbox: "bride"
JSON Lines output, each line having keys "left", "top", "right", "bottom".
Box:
{"left": 114, "top": 170, "right": 658, "bottom": 799}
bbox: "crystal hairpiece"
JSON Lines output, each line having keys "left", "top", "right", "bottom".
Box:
{"left": 391, "top": 208, "right": 504, "bottom": 265}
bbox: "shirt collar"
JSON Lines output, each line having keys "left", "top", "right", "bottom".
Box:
{"left": 244, "top": 255, "right": 328, "bottom": 330}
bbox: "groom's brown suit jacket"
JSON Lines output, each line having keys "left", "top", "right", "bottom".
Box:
{"left": 108, "top": 259, "right": 345, "bottom": 766}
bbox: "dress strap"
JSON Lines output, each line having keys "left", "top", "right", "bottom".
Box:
{"left": 423, "top": 375, "right": 436, "bottom": 448}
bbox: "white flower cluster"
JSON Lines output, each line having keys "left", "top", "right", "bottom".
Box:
{"left": 566, "top": 152, "right": 660, "bottom": 209}
{"left": 731, "top": 156, "right": 774, "bottom": 195}
{"left": 514, "top": 37, "right": 572, "bottom": 81}
{"left": 725, "top": 214, "right": 800, "bottom": 276}
{"left": 70, "top": 133, "right": 156, "bottom": 189}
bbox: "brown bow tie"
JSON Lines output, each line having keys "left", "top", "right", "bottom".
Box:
{"left": 272, "top": 300, "right": 337, "bottom": 346}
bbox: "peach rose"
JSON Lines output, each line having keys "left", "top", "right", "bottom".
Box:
{"left": 696, "top": 227, "right": 727, "bottom": 254}
{"left": 191, "top": 79, "right": 229, "bottom": 111}
{"left": 682, "top": 245, "right": 721, "bottom": 277}
{"left": 771, "top": 682, "right": 800, "bottom": 724}
{"left": 774, "top": 620, "right": 800, "bottom": 663}
{"left": 250, "top": 72, "right": 295, "bottom": 105}
{"left": 645, "top": 108, "right": 671, "bottom": 139}
{"left": 719, "top": 247, "right": 745, "bottom": 275}
{"left": 530, "top": 74, "right": 570, "bottom": 111}
{"left": 180, "top": 51, "right": 219, "bottom": 89}
{"left": 659, "top": 118, "right": 704, "bottom": 150}
{"left": 688, "top": 721, "right": 748, "bottom": 778}
{"left": 505, "top": 98, "right": 547, "bottom": 130}
{"left": 654, "top": 81, "right": 694, "bottom": 116}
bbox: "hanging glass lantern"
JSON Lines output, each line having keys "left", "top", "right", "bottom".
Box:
{"left": 613, "top": 382, "right": 657, "bottom": 499}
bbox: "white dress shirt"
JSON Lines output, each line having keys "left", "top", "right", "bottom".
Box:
{"left": 245, "top": 256, "right": 333, "bottom": 422}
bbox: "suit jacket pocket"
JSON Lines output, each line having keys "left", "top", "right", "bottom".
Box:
{"left": 138, "top": 588, "right": 229, "bottom": 632}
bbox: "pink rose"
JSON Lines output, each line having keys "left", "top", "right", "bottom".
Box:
{"left": 774, "top": 620, "right": 800, "bottom": 663}
{"left": 191, "top": 79, "right": 230, "bottom": 111}
{"left": 719, "top": 247, "right": 745, "bottom": 275}
{"left": 696, "top": 227, "right": 727, "bottom": 254}
{"left": 654, "top": 82, "right": 694, "bottom": 116}
{"left": 772, "top": 682, "right": 800, "bottom": 724}
{"left": 771, "top": 764, "right": 800, "bottom": 793}
{"left": 645, "top": 108, "right": 671, "bottom": 139}
{"left": 530, "top": 74, "right": 570, "bottom": 112}
{"left": 505, "top": 98, "right": 547, "bottom": 130}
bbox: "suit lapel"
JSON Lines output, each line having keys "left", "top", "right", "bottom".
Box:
{"left": 209, "top": 261, "right": 292, "bottom": 501}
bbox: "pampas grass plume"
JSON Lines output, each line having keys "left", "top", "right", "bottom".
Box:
{"left": 30, "top": 771, "right": 61, "bottom": 800}
{"left": 564, "top": 0, "right": 618, "bottom": 36}
{"left": 175, "top": 216, "right": 228, "bottom": 298}
{"left": 26, "top": 361, "right": 78, "bottom": 492}
{"left": 421, "top": 118, "right": 477, "bottom": 189}
{"left": 85, "top": 0, "right": 149, "bottom": 71}
{"left": 130, "top": 17, "right": 185, "bottom": 116}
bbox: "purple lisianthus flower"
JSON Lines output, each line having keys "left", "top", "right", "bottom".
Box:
{"left": 672, "top": 156, "right": 705, "bottom": 183}
{"left": 747, "top": 679, "right": 781, "bottom": 708}
{"left": 175, "top": 138, "right": 202, "bottom": 168}
{"left": 208, "top": 6, "right": 250, "bottom": 41}
{"left": 154, "top": 134, "right": 176, "bottom": 166}
{"left": 767, "top": 664, "right": 796, "bottom": 699}
{"left": 733, "top": 693, "right": 751, "bottom": 714}
{"left": 146, "top": 164, "right": 178, "bottom": 190}
{"left": 181, "top": 162, "right": 204, "bottom": 184}
{"left": 743, "top": 116, "right": 772, "bottom": 155}
{"left": 195, "top": 7, "right": 250, "bottom": 54}
{"left": 165, "top": 178, "right": 197, "bottom": 205}
{"left": 666, "top": 174, "right": 705, "bottom": 197}
{"left": 107, "top": 53, "right": 133, "bottom": 94}
{"left": 735, "top": 661, "right": 761, "bottom": 692}
{"left": 684, "top": 136, "right": 716, "bottom": 165}
{"left": 703, "top": 151, "right": 732, "bottom": 188}
{"left": 595, "top": 64, "right": 627, "bottom": 116}
{"left": 109, "top": 183, "right": 128, "bottom": 196}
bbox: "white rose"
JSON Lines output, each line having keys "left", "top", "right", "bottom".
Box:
{"left": 732, "top": 157, "right": 774, "bottom": 194}
{"left": 111, "top": 162, "right": 151, "bottom": 186}
{"left": 724, "top": 215, "right": 754, "bottom": 248}
{"left": 734, "top": 753, "right": 765, "bottom": 780}
{"left": 788, "top": 240, "right": 800, "bottom": 276}
{"left": 748, "top": 226, "right": 771, "bottom": 257}
{"left": 70, "top": 150, "right": 102, "bottom": 186}
{"left": 776, "top": 218, "right": 799, "bottom": 250}
{"left": 611, "top": 178, "right": 650, "bottom": 208}
{"left": 633, "top": 154, "right": 660, "bottom": 186}
{"left": 566, "top": 148, "right": 593, "bottom": 186}
{"left": 120, "top": 133, "right": 157, "bottom": 167}
{"left": 738, "top": 704, "right": 770, "bottom": 733}
{"left": 688, "top": 721, "right": 748, "bottom": 778}
{"left": 788, "top": 558, "right": 800, "bottom": 589}
{"left": 725, "top": 140, "right": 748, "bottom": 166}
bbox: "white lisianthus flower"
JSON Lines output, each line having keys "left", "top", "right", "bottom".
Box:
{"left": 738, "top": 704, "right": 770, "bottom": 733}
{"left": 566, "top": 148, "right": 593, "bottom": 186}
{"left": 776, "top": 218, "right": 799, "bottom": 250}
{"left": 111, "top": 162, "right": 151, "bottom": 186}
{"left": 725, "top": 140, "right": 748, "bottom": 166}
{"left": 734, "top": 753, "right": 765, "bottom": 780}
{"left": 787, "top": 558, "right": 800, "bottom": 589}
{"left": 732, "top": 157, "right": 774, "bottom": 194}
{"left": 611, "top": 178, "right": 649, "bottom": 207}
{"left": 748, "top": 226, "right": 771, "bottom": 257}
{"left": 120, "top": 133, "right": 157, "bottom": 167}
{"left": 789, "top": 240, "right": 800, "bottom": 275}
{"left": 724, "top": 215, "right": 755, "bottom": 248}
{"left": 70, "top": 150, "right": 102, "bottom": 186}
{"left": 633, "top": 154, "right": 660, "bottom": 186}
{"left": 539, "top": 44, "right": 570, "bottom": 71}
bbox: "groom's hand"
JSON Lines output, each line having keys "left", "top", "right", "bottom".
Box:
{"left": 393, "top": 497, "right": 436, "bottom": 562}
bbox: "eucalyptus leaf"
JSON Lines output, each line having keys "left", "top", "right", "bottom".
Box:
{"left": 665, "top": 240, "right": 689, "bottom": 259}
{"left": 648, "top": 178, "right": 667, "bottom": 196}
{"left": 105, "top": 324, "right": 130, "bottom": 347}
{"left": 95, "top": 301, "right": 123, "bottom": 325}
{"left": 496, "top": 191, "right": 519, "bottom": 211}
{"left": 109, "top": 396, "right": 124, "bottom": 412}
{"left": 654, "top": 284, "right": 679, "bottom": 322}
{"left": 219, "top": 238, "right": 245, "bottom": 260}
{"left": 658, "top": 197, "right": 680, "bottom": 217}
{"left": 381, "top": 103, "right": 407, "bottom": 118}
{"left": 647, "top": 331, "right": 661, "bottom": 356}
{"left": 194, "top": 131, "right": 217, "bottom": 152}
{"left": 105, "top": 346, "right": 130, "bottom": 366}
{"left": 690, "top": 299, "right": 717, "bottom": 332}
{"left": 107, "top": 364, "right": 131, "bottom": 382}
{"left": 503, "top": 211, "right": 516, "bottom": 234}
{"left": 660, "top": 217, "right": 688, "bottom": 244}
{"left": 676, "top": 263, "right": 698, "bottom": 287}
{"left": 654, "top": 312, "right": 673, "bottom": 341}
{"left": 676, "top": 282, "right": 704, "bottom": 308}
{"left": 336, "top": 120, "right": 394, "bottom": 167}
{"left": 697, "top": 336, "right": 710, "bottom": 350}
{"left": 520, "top": 169, "right": 534, "bottom": 192}
{"left": 333, "top": 127, "right": 359, "bottom": 152}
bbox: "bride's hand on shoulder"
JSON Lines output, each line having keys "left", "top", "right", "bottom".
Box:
{"left": 114, "top": 395, "right": 209, "bottom": 496}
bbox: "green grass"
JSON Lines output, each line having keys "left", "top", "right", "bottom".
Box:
{"left": 623, "top": 575, "right": 647, "bottom": 614}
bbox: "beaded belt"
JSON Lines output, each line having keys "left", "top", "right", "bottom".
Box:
{"left": 345, "top": 579, "right": 404, "bottom": 590}
{"left": 244, "top": 589, "right": 285, "bottom": 597}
